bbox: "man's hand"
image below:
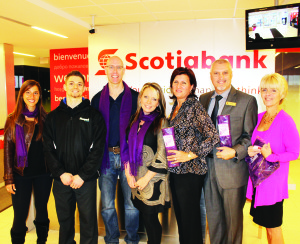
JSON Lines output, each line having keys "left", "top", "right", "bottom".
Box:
{"left": 70, "top": 175, "right": 84, "bottom": 189}
{"left": 60, "top": 173, "right": 73, "bottom": 186}
{"left": 216, "top": 147, "right": 236, "bottom": 160}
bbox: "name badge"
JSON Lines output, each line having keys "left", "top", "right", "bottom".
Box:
{"left": 226, "top": 102, "right": 236, "bottom": 106}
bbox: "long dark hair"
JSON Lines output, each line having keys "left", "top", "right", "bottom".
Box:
{"left": 9, "top": 80, "right": 46, "bottom": 141}
{"left": 129, "top": 83, "right": 166, "bottom": 135}
{"left": 169, "top": 67, "right": 197, "bottom": 99}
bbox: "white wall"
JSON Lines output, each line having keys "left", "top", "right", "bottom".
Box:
{"left": 89, "top": 19, "right": 275, "bottom": 115}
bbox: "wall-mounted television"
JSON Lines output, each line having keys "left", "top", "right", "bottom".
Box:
{"left": 246, "top": 3, "right": 300, "bottom": 50}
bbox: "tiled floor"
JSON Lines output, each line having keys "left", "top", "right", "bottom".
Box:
{"left": 1, "top": 160, "right": 299, "bottom": 244}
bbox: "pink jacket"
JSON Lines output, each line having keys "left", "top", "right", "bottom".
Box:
{"left": 246, "top": 110, "right": 299, "bottom": 207}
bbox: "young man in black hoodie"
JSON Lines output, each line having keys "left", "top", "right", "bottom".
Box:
{"left": 43, "top": 70, "right": 106, "bottom": 244}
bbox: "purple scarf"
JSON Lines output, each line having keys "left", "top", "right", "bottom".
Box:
{"left": 15, "top": 107, "right": 39, "bottom": 167}
{"left": 99, "top": 81, "right": 132, "bottom": 173}
{"left": 128, "top": 110, "right": 159, "bottom": 176}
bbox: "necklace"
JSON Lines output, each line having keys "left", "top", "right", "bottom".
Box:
{"left": 263, "top": 112, "right": 278, "bottom": 124}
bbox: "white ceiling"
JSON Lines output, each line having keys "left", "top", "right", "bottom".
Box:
{"left": 0, "top": 0, "right": 298, "bottom": 59}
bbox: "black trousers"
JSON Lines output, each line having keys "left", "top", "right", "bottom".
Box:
{"left": 170, "top": 172, "right": 205, "bottom": 244}
{"left": 11, "top": 173, "right": 53, "bottom": 233}
{"left": 53, "top": 178, "right": 98, "bottom": 244}
{"left": 142, "top": 212, "right": 162, "bottom": 244}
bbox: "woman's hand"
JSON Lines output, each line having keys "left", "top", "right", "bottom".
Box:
{"left": 6, "top": 184, "right": 16, "bottom": 195}
{"left": 167, "top": 150, "right": 197, "bottom": 163}
{"left": 135, "top": 176, "right": 151, "bottom": 191}
{"left": 248, "top": 146, "right": 261, "bottom": 157}
{"left": 125, "top": 163, "right": 137, "bottom": 188}
{"left": 261, "top": 143, "right": 272, "bottom": 159}
{"left": 127, "top": 175, "right": 137, "bottom": 189}
{"left": 135, "top": 170, "right": 157, "bottom": 191}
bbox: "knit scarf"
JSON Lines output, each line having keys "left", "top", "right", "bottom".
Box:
{"left": 128, "top": 110, "right": 159, "bottom": 176}
{"left": 99, "top": 81, "right": 132, "bottom": 173}
{"left": 15, "top": 107, "right": 39, "bottom": 167}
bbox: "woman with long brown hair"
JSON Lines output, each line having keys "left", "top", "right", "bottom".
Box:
{"left": 4, "top": 80, "right": 52, "bottom": 244}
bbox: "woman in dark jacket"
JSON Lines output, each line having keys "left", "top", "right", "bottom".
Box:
{"left": 4, "top": 80, "right": 52, "bottom": 244}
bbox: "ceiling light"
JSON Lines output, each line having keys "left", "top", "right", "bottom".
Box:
{"left": 0, "top": 16, "right": 68, "bottom": 38}
{"left": 32, "top": 26, "right": 68, "bottom": 38}
{"left": 13, "top": 52, "right": 36, "bottom": 57}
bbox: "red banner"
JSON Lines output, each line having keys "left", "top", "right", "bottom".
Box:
{"left": 50, "top": 47, "right": 88, "bottom": 110}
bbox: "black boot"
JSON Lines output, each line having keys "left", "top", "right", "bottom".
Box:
{"left": 10, "top": 227, "right": 27, "bottom": 244}
{"left": 34, "top": 219, "right": 49, "bottom": 244}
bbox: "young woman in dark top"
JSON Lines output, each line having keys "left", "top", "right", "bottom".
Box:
{"left": 167, "top": 67, "right": 219, "bottom": 244}
{"left": 126, "top": 83, "right": 170, "bottom": 244}
{"left": 4, "top": 80, "right": 52, "bottom": 244}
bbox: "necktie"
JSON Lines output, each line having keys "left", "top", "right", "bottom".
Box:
{"left": 211, "top": 95, "right": 222, "bottom": 126}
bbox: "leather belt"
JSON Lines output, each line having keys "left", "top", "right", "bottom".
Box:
{"left": 108, "top": 146, "right": 120, "bottom": 154}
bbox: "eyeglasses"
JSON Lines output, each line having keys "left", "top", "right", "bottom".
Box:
{"left": 105, "top": 65, "right": 124, "bottom": 71}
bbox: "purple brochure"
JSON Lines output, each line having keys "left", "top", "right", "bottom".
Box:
{"left": 217, "top": 115, "right": 232, "bottom": 147}
{"left": 162, "top": 127, "right": 180, "bottom": 167}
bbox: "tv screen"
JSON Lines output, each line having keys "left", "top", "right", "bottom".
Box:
{"left": 246, "top": 4, "right": 300, "bottom": 50}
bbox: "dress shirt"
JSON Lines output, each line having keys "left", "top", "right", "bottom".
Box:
{"left": 108, "top": 90, "right": 124, "bottom": 147}
{"left": 207, "top": 87, "right": 231, "bottom": 117}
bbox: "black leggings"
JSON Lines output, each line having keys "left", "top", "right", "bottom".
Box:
{"left": 11, "top": 173, "right": 53, "bottom": 232}
{"left": 142, "top": 212, "right": 162, "bottom": 244}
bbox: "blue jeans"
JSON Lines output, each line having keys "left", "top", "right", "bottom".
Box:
{"left": 99, "top": 152, "right": 140, "bottom": 244}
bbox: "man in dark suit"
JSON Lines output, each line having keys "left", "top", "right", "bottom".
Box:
{"left": 199, "top": 59, "right": 258, "bottom": 244}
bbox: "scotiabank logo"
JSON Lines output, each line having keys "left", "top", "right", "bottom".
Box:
{"left": 96, "top": 49, "right": 268, "bottom": 74}
{"left": 125, "top": 50, "right": 267, "bottom": 70}
{"left": 95, "top": 49, "right": 118, "bottom": 75}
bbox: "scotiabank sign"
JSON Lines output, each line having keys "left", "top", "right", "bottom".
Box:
{"left": 50, "top": 48, "right": 88, "bottom": 110}
{"left": 95, "top": 49, "right": 267, "bottom": 76}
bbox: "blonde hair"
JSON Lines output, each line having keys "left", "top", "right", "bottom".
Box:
{"left": 260, "top": 73, "right": 288, "bottom": 105}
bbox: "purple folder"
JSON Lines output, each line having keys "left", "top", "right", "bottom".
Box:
{"left": 162, "top": 127, "right": 180, "bottom": 167}
{"left": 217, "top": 115, "right": 232, "bottom": 147}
